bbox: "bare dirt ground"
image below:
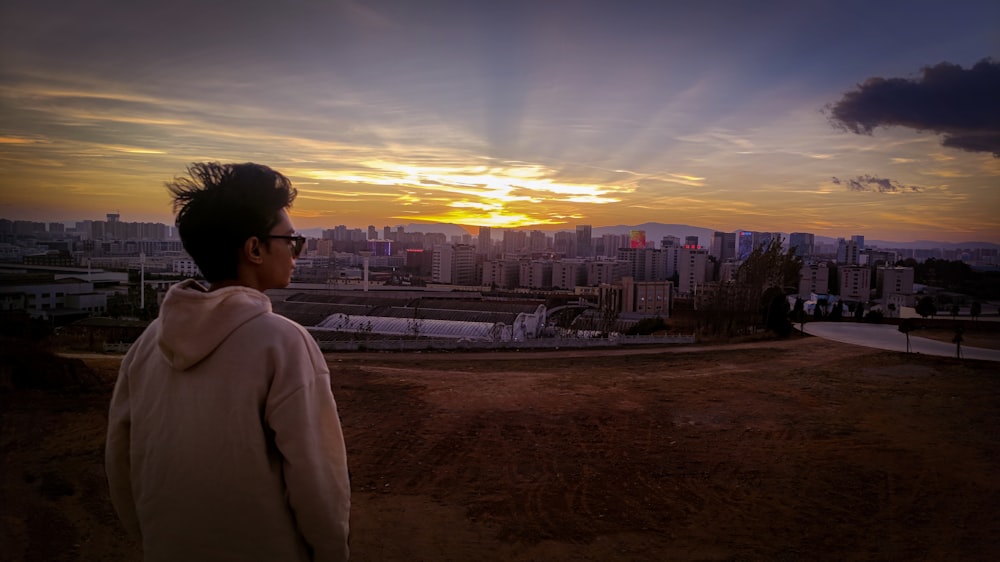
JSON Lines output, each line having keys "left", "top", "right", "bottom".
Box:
{"left": 3, "top": 335, "right": 1000, "bottom": 561}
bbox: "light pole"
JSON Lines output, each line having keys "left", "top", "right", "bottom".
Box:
{"left": 359, "top": 251, "right": 372, "bottom": 292}
{"left": 139, "top": 252, "right": 145, "bottom": 310}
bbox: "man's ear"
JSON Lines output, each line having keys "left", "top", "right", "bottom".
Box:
{"left": 244, "top": 236, "right": 265, "bottom": 264}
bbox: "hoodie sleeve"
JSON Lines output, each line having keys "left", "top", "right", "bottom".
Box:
{"left": 105, "top": 351, "right": 142, "bottom": 539}
{"left": 267, "top": 330, "right": 350, "bottom": 562}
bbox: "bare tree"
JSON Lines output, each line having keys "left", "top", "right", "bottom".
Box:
{"left": 899, "top": 319, "right": 915, "bottom": 353}
{"left": 699, "top": 238, "right": 801, "bottom": 338}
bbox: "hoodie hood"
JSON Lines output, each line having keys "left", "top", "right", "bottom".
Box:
{"left": 157, "top": 280, "right": 272, "bottom": 370}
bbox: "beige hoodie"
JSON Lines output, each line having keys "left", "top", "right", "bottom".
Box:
{"left": 106, "top": 280, "right": 350, "bottom": 561}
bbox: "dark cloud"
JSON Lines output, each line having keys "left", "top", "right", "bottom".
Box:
{"left": 831, "top": 175, "right": 921, "bottom": 193}
{"left": 827, "top": 59, "right": 1000, "bottom": 157}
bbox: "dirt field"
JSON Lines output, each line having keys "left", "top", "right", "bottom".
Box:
{"left": 3, "top": 336, "right": 1000, "bottom": 561}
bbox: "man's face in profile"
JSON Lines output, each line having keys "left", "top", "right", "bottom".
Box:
{"left": 259, "top": 209, "right": 299, "bottom": 290}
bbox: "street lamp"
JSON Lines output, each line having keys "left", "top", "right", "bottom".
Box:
{"left": 359, "top": 251, "right": 372, "bottom": 292}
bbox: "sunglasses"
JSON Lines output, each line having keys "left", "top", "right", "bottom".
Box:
{"left": 265, "top": 234, "right": 306, "bottom": 257}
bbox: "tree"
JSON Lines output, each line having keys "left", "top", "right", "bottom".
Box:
{"left": 899, "top": 318, "right": 915, "bottom": 353}
{"left": 793, "top": 297, "right": 806, "bottom": 334}
{"left": 970, "top": 301, "right": 982, "bottom": 322}
{"left": 953, "top": 322, "right": 964, "bottom": 359}
{"left": 814, "top": 298, "right": 826, "bottom": 320}
{"left": 597, "top": 298, "right": 620, "bottom": 335}
{"left": 887, "top": 302, "right": 897, "bottom": 318}
{"left": 827, "top": 263, "right": 840, "bottom": 295}
{"left": 626, "top": 316, "right": 669, "bottom": 335}
{"left": 760, "top": 287, "right": 791, "bottom": 337}
{"left": 950, "top": 304, "right": 960, "bottom": 319}
{"left": 407, "top": 303, "right": 424, "bottom": 338}
{"left": 853, "top": 302, "right": 864, "bottom": 322}
{"left": 915, "top": 296, "right": 937, "bottom": 318}
{"left": 828, "top": 300, "right": 843, "bottom": 321}
{"left": 864, "top": 309, "right": 884, "bottom": 323}
{"left": 736, "top": 238, "right": 802, "bottom": 309}
{"left": 698, "top": 238, "right": 801, "bottom": 338}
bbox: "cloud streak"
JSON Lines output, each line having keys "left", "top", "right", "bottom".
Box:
{"left": 831, "top": 175, "right": 921, "bottom": 193}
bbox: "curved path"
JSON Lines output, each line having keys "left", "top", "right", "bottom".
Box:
{"left": 801, "top": 322, "right": 1000, "bottom": 362}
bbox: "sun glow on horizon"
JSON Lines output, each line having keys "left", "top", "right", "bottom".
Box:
{"left": 289, "top": 160, "right": 632, "bottom": 228}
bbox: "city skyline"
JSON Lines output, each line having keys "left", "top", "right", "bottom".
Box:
{"left": 8, "top": 213, "right": 999, "bottom": 254}
{"left": 1, "top": 1, "right": 998, "bottom": 243}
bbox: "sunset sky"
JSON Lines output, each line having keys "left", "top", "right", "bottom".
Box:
{"left": 1, "top": 0, "right": 998, "bottom": 242}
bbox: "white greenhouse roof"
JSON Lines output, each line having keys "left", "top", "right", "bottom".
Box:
{"left": 313, "top": 313, "right": 512, "bottom": 341}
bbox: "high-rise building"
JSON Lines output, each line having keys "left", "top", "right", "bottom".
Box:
{"left": 576, "top": 224, "right": 593, "bottom": 258}
{"left": 519, "top": 259, "right": 553, "bottom": 289}
{"left": 529, "top": 230, "right": 547, "bottom": 251}
{"left": 663, "top": 245, "right": 681, "bottom": 278}
{"left": 600, "top": 233, "right": 626, "bottom": 257}
{"left": 752, "top": 231, "right": 781, "bottom": 251}
{"left": 837, "top": 238, "right": 860, "bottom": 265}
{"left": 684, "top": 235, "right": 699, "bottom": 248}
{"left": 711, "top": 231, "right": 737, "bottom": 262}
{"left": 405, "top": 248, "right": 433, "bottom": 276}
{"left": 503, "top": 230, "right": 528, "bottom": 255}
{"left": 316, "top": 239, "right": 334, "bottom": 257}
{"left": 789, "top": 232, "right": 815, "bottom": 257}
{"left": 798, "top": 262, "right": 829, "bottom": 298}
{"left": 736, "top": 230, "right": 754, "bottom": 260}
{"left": 552, "top": 260, "right": 587, "bottom": 289}
{"left": 367, "top": 225, "right": 378, "bottom": 240}
{"left": 839, "top": 266, "right": 871, "bottom": 301}
{"left": 587, "top": 260, "right": 625, "bottom": 286}
{"left": 482, "top": 258, "right": 520, "bottom": 289}
{"left": 432, "top": 244, "right": 477, "bottom": 285}
{"left": 629, "top": 230, "right": 646, "bottom": 249}
{"left": 368, "top": 239, "right": 392, "bottom": 256}
{"left": 553, "top": 231, "right": 575, "bottom": 256}
{"left": 431, "top": 244, "right": 452, "bottom": 283}
{"left": 477, "top": 226, "right": 491, "bottom": 256}
{"left": 876, "top": 266, "right": 914, "bottom": 300}
{"left": 862, "top": 248, "right": 897, "bottom": 267}
{"left": 617, "top": 247, "right": 667, "bottom": 282}
{"left": 326, "top": 225, "right": 348, "bottom": 241}
{"left": 678, "top": 246, "right": 708, "bottom": 294}
{"left": 452, "top": 244, "right": 477, "bottom": 285}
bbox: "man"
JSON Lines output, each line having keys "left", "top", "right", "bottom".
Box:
{"left": 106, "top": 162, "right": 350, "bottom": 561}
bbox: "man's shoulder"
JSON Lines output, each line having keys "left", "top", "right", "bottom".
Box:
{"left": 249, "top": 310, "right": 314, "bottom": 343}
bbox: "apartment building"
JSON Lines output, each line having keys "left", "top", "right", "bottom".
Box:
{"left": 839, "top": 265, "right": 872, "bottom": 302}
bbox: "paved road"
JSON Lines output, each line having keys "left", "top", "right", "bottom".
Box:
{"left": 801, "top": 322, "right": 1000, "bottom": 362}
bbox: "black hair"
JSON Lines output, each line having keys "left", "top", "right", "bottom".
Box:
{"left": 167, "top": 162, "right": 297, "bottom": 282}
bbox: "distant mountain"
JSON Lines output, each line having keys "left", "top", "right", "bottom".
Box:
{"left": 864, "top": 239, "right": 999, "bottom": 250}
{"left": 402, "top": 223, "right": 472, "bottom": 237}
{"left": 591, "top": 223, "right": 717, "bottom": 244}
{"left": 812, "top": 236, "right": 999, "bottom": 250}
{"left": 298, "top": 223, "right": 472, "bottom": 240}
